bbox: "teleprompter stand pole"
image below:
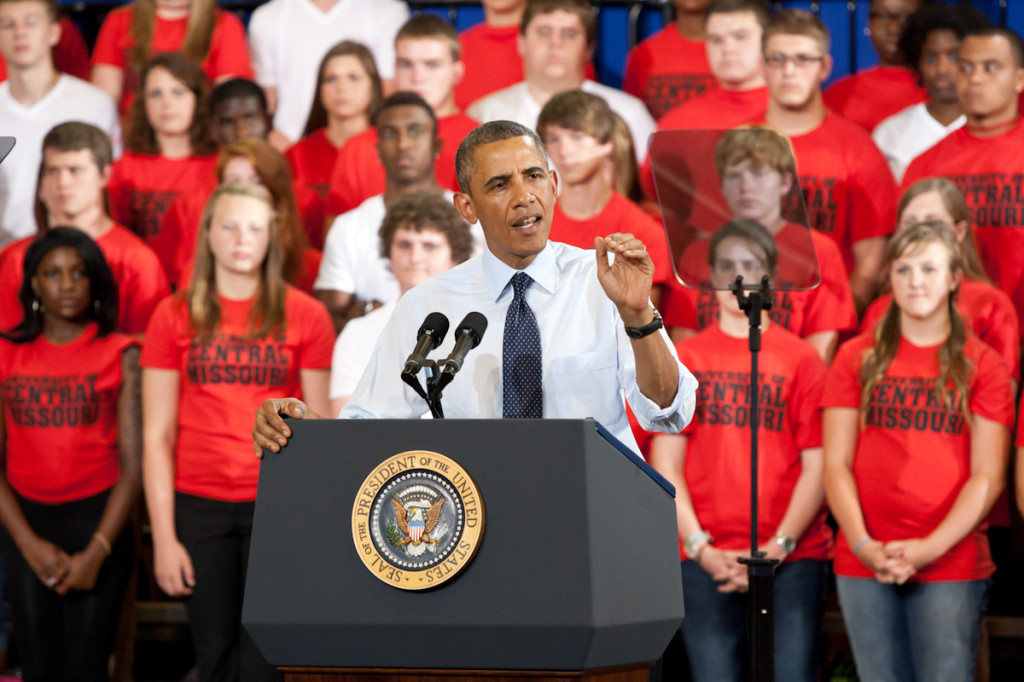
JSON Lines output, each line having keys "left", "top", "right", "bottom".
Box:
{"left": 730, "top": 275, "right": 780, "bottom": 682}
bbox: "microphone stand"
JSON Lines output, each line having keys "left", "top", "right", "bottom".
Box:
{"left": 730, "top": 274, "right": 779, "bottom": 682}
{"left": 400, "top": 363, "right": 445, "bottom": 419}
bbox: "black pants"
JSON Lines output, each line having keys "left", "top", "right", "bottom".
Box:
{"left": 0, "top": 490, "right": 133, "bottom": 682}
{"left": 175, "top": 492, "right": 281, "bottom": 682}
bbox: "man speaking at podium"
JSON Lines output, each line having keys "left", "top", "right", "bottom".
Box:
{"left": 253, "top": 120, "right": 697, "bottom": 455}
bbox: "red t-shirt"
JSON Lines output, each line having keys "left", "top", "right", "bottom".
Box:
{"left": 901, "top": 118, "right": 1024, "bottom": 337}
{"left": 108, "top": 152, "right": 218, "bottom": 282}
{"left": 623, "top": 25, "right": 716, "bottom": 121}
{"left": 0, "top": 325, "right": 137, "bottom": 503}
{"left": 861, "top": 279, "right": 1020, "bottom": 380}
{"left": 550, "top": 192, "right": 673, "bottom": 286}
{"left": 823, "top": 66, "right": 926, "bottom": 133}
{"left": 91, "top": 7, "right": 254, "bottom": 113}
{"left": 323, "top": 113, "right": 478, "bottom": 218}
{"left": 662, "top": 223, "right": 857, "bottom": 337}
{"left": 823, "top": 333, "right": 1014, "bottom": 582}
{"left": 455, "top": 24, "right": 524, "bottom": 112}
{"left": 140, "top": 288, "right": 334, "bottom": 501}
{"left": 0, "top": 226, "right": 170, "bottom": 335}
{"left": 675, "top": 324, "right": 832, "bottom": 562}
{"left": 285, "top": 128, "right": 340, "bottom": 250}
{"left": 641, "top": 86, "right": 770, "bottom": 200}
{"left": 786, "top": 112, "right": 898, "bottom": 273}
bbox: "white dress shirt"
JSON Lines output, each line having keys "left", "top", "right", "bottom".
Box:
{"left": 340, "top": 241, "right": 698, "bottom": 453}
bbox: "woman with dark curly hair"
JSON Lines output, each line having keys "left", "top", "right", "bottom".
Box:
{"left": 107, "top": 52, "right": 218, "bottom": 282}
{"left": 0, "top": 227, "right": 141, "bottom": 680}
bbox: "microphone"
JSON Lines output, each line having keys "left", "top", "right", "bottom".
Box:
{"left": 441, "top": 312, "right": 488, "bottom": 377}
{"left": 403, "top": 312, "right": 450, "bottom": 375}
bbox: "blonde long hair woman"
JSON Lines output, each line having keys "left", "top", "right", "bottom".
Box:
{"left": 823, "top": 221, "right": 1014, "bottom": 682}
{"left": 141, "top": 184, "right": 333, "bottom": 682}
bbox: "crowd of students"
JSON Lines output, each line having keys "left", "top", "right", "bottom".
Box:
{"left": 1, "top": 0, "right": 1024, "bottom": 679}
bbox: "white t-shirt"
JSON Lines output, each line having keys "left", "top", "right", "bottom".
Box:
{"left": 467, "top": 80, "right": 656, "bottom": 163}
{"left": 249, "top": 0, "right": 409, "bottom": 142}
{"left": 0, "top": 75, "right": 121, "bottom": 247}
{"left": 329, "top": 299, "right": 395, "bottom": 402}
{"left": 872, "top": 102, "right": 965, "bottom": 183}
{"left": 315, "top": 191, "right": 485, "bottom": 304}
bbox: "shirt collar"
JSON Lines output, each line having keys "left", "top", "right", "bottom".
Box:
{"left": 482, "top": 241, "right": 558, "bottom": 302}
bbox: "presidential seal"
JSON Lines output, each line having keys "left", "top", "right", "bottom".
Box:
{"left": 352, "top": 451, "right": 484, "bottom": 590}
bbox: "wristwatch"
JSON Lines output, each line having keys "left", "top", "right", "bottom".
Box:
{"left": 772, "top": 531, "right": 796, "bottom": 555}
{"left": 624, "top": 308, "right": 664, "bottom": 339}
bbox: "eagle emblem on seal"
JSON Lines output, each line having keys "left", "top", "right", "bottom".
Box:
{"left": 388, "top": 484, "right": 449, "bottom": 557}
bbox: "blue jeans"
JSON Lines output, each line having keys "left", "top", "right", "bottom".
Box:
{"left": 835, "top": 576, "right": 988, "bottom": 682}
{"left": 679, "top": 558, "right": 828, "bottom": 682}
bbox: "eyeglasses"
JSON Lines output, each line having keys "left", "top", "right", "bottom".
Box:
{"left": 764, "top": 53, "right": 825, "bottom": 69}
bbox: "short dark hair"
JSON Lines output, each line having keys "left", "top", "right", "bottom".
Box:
{"left": 42, "top": 122, "right": 113, "bottom": 172}
{"left": 899, "top": 4, "right": 991, "bottom": 75}
{"left": 4, "top": 227, "right": 118, "bottom": 341}
{"left": 521, "top": 0, "right": 596, "bottom": 47}
{"left": 377, "top": 91, "right": 438, "bottom": 137}
{"left": 705, "top": 0, "right": 772, "bottom": 29}
{"left": 455, "top": 120, "right": 549, "bottom": 194}
{"left": 963, "top": 26, "right": 1024, "bottom": 69}
{"left": 209, "top": 77, "right": 268, "bottom": 116}
{"left": 378, "top": 191, "right": 473, "bottom": 264}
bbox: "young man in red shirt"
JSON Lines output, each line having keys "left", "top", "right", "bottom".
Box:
{"left": 643, "top": 0, "right": 771, "bottom": 198}
{"left": 623, "top": 0, "right": 716, "bottom": 120}
{"left": 455, "top": 0, "right": 527, "bottom": 111}
{"left": 324, "top": 15, "right": 478, "bottom": 218}
{"left": 0, "top": 122, "right": 169, "bottom": 336}
{"left": 537, "top": 89, "right": 674, "bottom": 309}
{"left": 762, "top": 10, "right": 896, "bottom": 313}
{"left": 823, "top": 0, "right": 926, "bottom": 131}
{"left": 902, "top": 28, "right": 1024, "bottom": 334}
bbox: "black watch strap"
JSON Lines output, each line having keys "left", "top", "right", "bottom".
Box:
{"left": 624, "top": 308, "right": 664, "bottom": 339}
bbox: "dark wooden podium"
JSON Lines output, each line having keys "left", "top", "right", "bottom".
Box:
{"left": 243, "top": 419, "right": 684, "bottom": 682}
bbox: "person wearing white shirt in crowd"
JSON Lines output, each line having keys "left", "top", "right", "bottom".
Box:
{"left": 314, "top": 91, "right": 481, "bottom": 331}
{"left": 0, "top": 0, "right": 120, "bottom": 247}
{"left": 872, "top": 3, "right": 990, "bottom": 182}
{"left": 328, "top": 191, "right": 474, "bottom": 416}
{"left": 467, "top": 0, "right": 655, "bottom": 163}
{"left": 248, "top": 0, "right": 408, "bottom": 149}
{"left": 254, "top": 120, "right": 697, "bottom": 457}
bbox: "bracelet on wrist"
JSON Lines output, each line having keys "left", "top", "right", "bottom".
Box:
{"left": 852, "top": 536, "right": 873, "bottom": 556}
{"left": 92, "top": 531, "right": 112, "bottom": 556}
{"left": 684, "top": 529, "right": 712, "bottom": 559}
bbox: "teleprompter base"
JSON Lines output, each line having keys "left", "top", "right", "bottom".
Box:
{"left": 280, "top": 662, "right": 653, "bottom": 682}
